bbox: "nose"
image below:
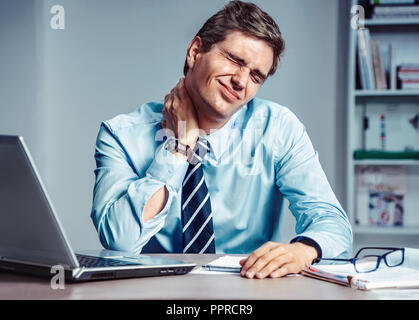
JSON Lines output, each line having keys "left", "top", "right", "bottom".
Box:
{"left": 231, "top": 68, "right": 249, "bottom": 91}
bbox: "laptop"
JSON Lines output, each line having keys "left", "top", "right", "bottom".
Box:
{"left": 0, "top": 135, "right": 196, "bottom": 282}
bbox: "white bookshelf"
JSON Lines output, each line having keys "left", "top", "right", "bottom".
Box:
{"left": 363, "top": 18, "right": 419, "bottom": 26}
{"left": 355, "top": 89, "right": 419, "bottom": 97}
{"left": 354, "top": 225, "right": 419, "bottom": 235}
{"left": 346, "top": 0, "right": 419, "bottom": 243}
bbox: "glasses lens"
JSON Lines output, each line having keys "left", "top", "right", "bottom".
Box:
{"left": 355, "top": 256, "right": 379, "bottom": 273}
{"left": 385, "top": 249, "right": 404, "bottom": 267}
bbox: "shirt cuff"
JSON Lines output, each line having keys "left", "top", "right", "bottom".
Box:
{"left": 146, "top": 143, "right": 189, "bottom": 192}
{"left": 290, "top": 236, "right": 323, "bottom": 260}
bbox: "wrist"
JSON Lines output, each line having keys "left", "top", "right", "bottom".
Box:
{"left": 164, "top": 137, "right": 200, "bottom": 164}
{"left": 292, "top": 242, "right": 318, "bottom": 266}
{"left": 178, "top": 136, "right": 198, "bottom": 150}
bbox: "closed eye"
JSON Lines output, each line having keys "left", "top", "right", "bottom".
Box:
{"left": 225, "top": 52, "right": 266, "bottom": 85}
{"left": 250, "top": 72, "right": 264, "bottom": 84}
{"left": 227, "top": 55, "right": 244, "bottom": 67}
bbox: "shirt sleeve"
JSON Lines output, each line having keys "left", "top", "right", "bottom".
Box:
{"left": 90, "top": 122, "right": 188, "bottom": 253}
{"left": 273, "top": 110, "right": 353, "bottom": 259}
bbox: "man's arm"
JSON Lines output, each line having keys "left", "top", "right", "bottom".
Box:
{"left": 142, "top": 78, "right": 200, "bottom": 223}
{"left": 91, "top": 78, "right": 199, "bottom": 252}
{"left": 91, "top": 122, "right": 189, "bottom": 253}
{"left": 142, "top": 186, "right": 167, "bottom": 223}
{"left": 240, "top": 108, "right": 353, "bottom": 278}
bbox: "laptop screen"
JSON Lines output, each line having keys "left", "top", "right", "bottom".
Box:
{"left": 0, "top": 136, "right": 78, "bottom": 269}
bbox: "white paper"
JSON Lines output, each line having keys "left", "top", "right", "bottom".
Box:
{"left": 205, "top": 255, "right": 245, "bottom": 268}
{"left": 190, "top": 268, "right": 242, "bottom": 275}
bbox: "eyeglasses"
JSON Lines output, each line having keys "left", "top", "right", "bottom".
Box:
{"left": 313, "top": 247, "right": 405, "bottom": 273}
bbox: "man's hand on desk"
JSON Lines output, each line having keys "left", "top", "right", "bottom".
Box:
{"left": 239, "top": 241, "right": 318, "bottom": 279}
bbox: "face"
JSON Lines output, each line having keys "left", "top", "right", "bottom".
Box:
{"left": 185, "top": 30, "right": 274, "bottom": 127}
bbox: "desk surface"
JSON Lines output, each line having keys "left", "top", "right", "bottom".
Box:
{"left": 0, "top": 254, "right": 418, "bottom": 300}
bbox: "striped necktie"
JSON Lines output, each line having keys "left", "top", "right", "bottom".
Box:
{"left": 181, "top": 139, "right": 215, "bottom": 254}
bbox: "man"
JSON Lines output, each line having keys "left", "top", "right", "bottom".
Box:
{"left": 91, "top": 0, "right": 352, "bottom": 279}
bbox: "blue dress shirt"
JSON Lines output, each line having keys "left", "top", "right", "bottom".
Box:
{"left": 91, "top": 97, "right": 353, "bottom": 258}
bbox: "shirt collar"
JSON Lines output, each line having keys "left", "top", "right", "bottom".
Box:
{"left": 200, "top": 103, "right": 247, "bottom": 161}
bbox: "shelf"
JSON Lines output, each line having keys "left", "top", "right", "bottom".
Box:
{"left": 354, "top": 90, "right": 419, "bottom": 97}
{"left": 354, "top": 225, "right": 419, "bottom": 235}
{"left": 362, "top": 18, "right": 419, "bottom": 26}
{"left": 354, "top": 159, "right": 419, "bottom": 166}
{"left": 347, "top": 1, "right": 419, "bottom": 247}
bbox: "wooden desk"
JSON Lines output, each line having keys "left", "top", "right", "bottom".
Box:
{"left": 0, "top": 254, "right": 418, "bottom": 300}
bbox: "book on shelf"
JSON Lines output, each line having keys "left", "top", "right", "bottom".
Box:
{"left": 357, "top": 28, "right": 376, "bottom": 90}
{"left": 357, "top": 28, "right": 393, "bottom": 90}
{"left": 369, "top": 0, "right": 417, "bottom": 4}
{"left": 302, "top": 247, "right": 419, "bottom": 290}
{"left": 355, "top": 165, "right": 406, "bottom": 227}
{"left": 389, "top": 43, "right": 397, "bottom": 89}
{"left": 369, "top": 0, "right": 419, "bottom": 19}
{"left": 372, "top": 4, "right": 419, "bottom": 19}
{"left": 371, "top": 40, "right": 388, "bottom": 89}
{"left": 401, "top": 80, "right": 419, "bottom": 89}
{"left": 398, "top": 63, "right": 419, "bottom": 89}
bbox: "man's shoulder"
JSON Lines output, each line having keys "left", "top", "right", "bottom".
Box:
{"left": 248, "top": 97, "right": 297, "bottom": 123}
{"left": 103, "top": 101, "right": 163, "bottom": 133}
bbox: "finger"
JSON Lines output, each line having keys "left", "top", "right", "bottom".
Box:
{"left": 178, "top": 78, "right": 186, "bottom": 91}
{"left": 174, "top": 78, "right": 187, "bottom": 99}
{"left": 175, "top": 82, "right": 184, "bottom": 99}
{"left": 178, "top": 77, "right": 184, "bottom": 85}
{"left": 241, "top": 242, "right": 277, "bottom": 272}
{"left": 245, "top": 246, "right": 287, "bottom": 279}
{"left": 241, "top": 242, "right": 278, "bottom": 277}
{"left": 269, "top": 265, "right": 290, "bottom": 279}
{"left": 239, "top": 258, "right": 247, "bottom": 266}
{"left": 164, "top": 93, "right": 173, "bottom": 111}
{"left": 256, "top": 254, "right": 289, "bottom": 279}
{"left": 163, "top": 94, "right": 175, "bottom": 130}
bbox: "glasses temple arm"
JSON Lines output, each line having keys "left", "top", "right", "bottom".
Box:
{"left": 313, "top": 258, "right": 353, "bottom": 263}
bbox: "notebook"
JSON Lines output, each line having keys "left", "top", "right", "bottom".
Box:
{"left": 303, "top": 248, "right": 419, "bottom": 290}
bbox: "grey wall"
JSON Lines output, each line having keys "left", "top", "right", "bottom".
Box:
{"left": 0, "top": 0, "right": 348, "bottom": 251}
{"left": 0, "top": 1, "right": 45, "bottom": 172}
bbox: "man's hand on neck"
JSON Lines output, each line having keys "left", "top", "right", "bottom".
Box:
{"left": 162, "top": 78, "right": 201, "bottom": 154}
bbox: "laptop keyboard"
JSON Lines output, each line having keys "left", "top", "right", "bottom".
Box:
{"left": 76, "top": 254, "right": 139, "bottom": 268}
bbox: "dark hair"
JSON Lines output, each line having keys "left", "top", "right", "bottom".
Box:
{"left": 183, "top": 0, "right": 285, "bottom": 77}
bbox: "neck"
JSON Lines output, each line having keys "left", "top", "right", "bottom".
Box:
{"left": 196, "top": 110, "right": 230, "bottom": 135}
{"left": 184, "top": 75, "right": 231, "bottom": 135}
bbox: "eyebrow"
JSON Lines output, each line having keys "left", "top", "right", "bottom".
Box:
{"left": 225, "top": 51, "right": 268, "bottom": 81}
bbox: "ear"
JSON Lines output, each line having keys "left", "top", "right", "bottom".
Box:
{"left": 186, "top": 36, "right": 203, "bottom": 71}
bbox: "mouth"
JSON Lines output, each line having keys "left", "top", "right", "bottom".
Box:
{"left": 217, "top": 80, "right": 240, "bottom": 102}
